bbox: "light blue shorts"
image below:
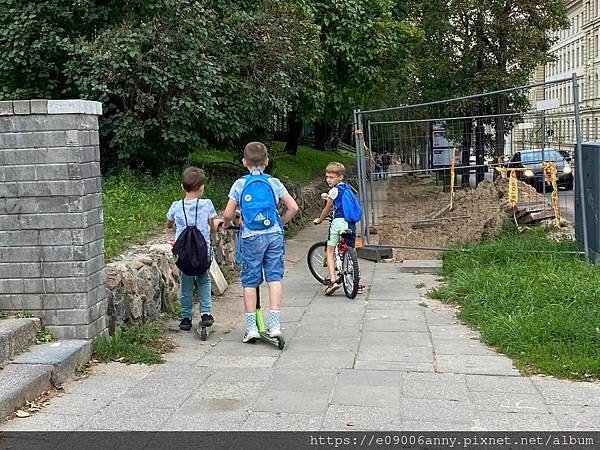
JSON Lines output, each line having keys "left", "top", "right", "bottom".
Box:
{"left": 240, "top": 232, "right": 285, "bottom": 288}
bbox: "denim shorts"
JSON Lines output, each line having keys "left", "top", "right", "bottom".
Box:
{"left": 240, "top": 232, "right": 285, "bottom": 288}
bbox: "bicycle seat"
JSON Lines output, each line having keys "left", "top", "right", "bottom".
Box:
{"left": 340, "top": 229, "right": 354, "bottom": 237}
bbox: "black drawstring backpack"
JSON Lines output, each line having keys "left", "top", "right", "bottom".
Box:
{"left": 172, "top": 199, "right": 211, "bottom": 276}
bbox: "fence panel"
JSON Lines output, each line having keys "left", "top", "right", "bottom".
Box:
{"left": 354, "top": 76, "right": 587, "bottom": 258}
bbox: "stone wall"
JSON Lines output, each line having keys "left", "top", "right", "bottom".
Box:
{"left": 104, "top": 177, "right": 328, "bottom": 331}
{"left": 0, "top": 99, "right": 107, "bottom": 340}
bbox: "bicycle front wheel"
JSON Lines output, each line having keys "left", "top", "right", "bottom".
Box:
{"left": 342, "top": 247, "right": 360, "bottom": 299}
{"left": 307, "top": 241, "right": 329, "bottom": 285}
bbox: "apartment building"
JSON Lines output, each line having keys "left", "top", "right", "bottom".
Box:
{"left": 541, "top": 0, "right": 600, "bottom": 149}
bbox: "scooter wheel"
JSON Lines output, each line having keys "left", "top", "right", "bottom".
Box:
{"left": 200, "top": 327, "right": 208, "bottom": 341}
{"left": 277, "top": 336, "right": 285, "bottom": 350}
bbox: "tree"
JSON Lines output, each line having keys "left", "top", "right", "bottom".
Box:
{"left": 284, "top": 0, "right": 419, "bottom": 153}
{"left": 411, "top": 0, "right": 568, "bottom": 183}
{"left": 0, "top": 0, "right": 321, "bottom": 169}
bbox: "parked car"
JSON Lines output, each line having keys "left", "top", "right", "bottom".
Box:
{"left": 558, "top": 149, "right": 572, "bottom": 162}
{"left": 507, "top": 148, "right": 573, "bottom": 192}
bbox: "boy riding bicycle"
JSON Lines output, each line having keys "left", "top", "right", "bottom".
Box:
{"left": 313, "top": 162, "right": 362, "bottom": 296}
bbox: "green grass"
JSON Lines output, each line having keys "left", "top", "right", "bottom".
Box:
{"left": 270, "top": 141, "right": 355, "bottom": 184}
{"left": 103, "top": 143, "right": 355, "bottom": 260}
{"left": 92, "top": 321, "right": 170, "bottom": 365}
{"left": 0, "top": 311, "right": 7, "bottom": 320}
{"left": 186, "top": 148, "right": 236, "bottom": 167}
{"left": 102, "top": 168, "right": 229, "bottom": 260}
{"left": 430, "top": 227, "right": 600, "bottom": 380}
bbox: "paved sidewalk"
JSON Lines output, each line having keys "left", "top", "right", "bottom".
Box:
{"left": 2, "top": 224, "right": 599, "bottom": 432}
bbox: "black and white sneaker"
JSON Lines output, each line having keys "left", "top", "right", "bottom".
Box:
{"left": 179, "top": 317, "right": 192, "bottom": 331}
{"left": 201, "top": 314, "right": 214, "bottom": 327}
{"left": 242, "top": 329, "right": 260, "bottom": 343}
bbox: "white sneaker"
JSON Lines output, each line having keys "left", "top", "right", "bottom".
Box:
{"left": 267, "top": 326, "right": 281, "bottom": 337}
{"left": 242, "top": 329, "right": 260, "bottom": 343}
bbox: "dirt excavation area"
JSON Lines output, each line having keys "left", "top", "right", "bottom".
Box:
{"left": 375, "top": 174, "right": 550, "bottom": 261}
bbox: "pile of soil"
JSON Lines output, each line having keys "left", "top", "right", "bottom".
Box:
{"left": 377, "top": 175, "right": 547, "bottom": 261}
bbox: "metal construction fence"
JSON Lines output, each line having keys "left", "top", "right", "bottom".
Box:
{"left": 352, "top": 74, "right": 591, "bottom": 259}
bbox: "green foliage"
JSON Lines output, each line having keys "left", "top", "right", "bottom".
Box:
{"left": 15, "top": 311, "right": 33, "bottom": 319}
{"left": 431, "top": 229, "right": 600, "bottom": 380}
{"left": 1, "top": 1, "right": 321, "bottom": 169}
{"left": 0, "top": 311, "right": 7, "bottom": 320}
{"left": 67, "top": 0, "right": 320, "bottom": 169}
{"left": 311, "top": 0, "right": 419, "bottom": 121}
{"left": 0, "top": 0, "right": 100, "bottom": 100}
{"left": 187, "top": 149, "right": 235, "bottom": 169}
{"left": 35, "top": 330, "right": 54, "bottom": 344}
{"left": 411, "top": 0, "right": 569, "bottom": 100}
{"left": 271, "top": 141, "right": 355, "bottom": 183}
{"left": 92, "top": 322, "right": 165, "bottom": 365}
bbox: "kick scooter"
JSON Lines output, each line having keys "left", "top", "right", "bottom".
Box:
{"left": 221, "top": 223, "right": 286, "bottom": 350}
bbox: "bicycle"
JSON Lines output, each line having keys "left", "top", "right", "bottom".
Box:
{"left": 306, "top": 219, "right": 360, "bottom": 299}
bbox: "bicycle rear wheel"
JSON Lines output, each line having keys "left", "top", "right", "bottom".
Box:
{"left": 307, "top": 241, "right": 329, "bottom": 285}
{"left": 342, "top": 247, "right": 360, "bottom": 299}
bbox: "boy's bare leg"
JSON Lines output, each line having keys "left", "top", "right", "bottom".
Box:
{"left": 244, "top": 288, "right": 257, "bottom": 313}
{"left": 326, "top": 245, "right": 336, "bottom": 283}
{"left": 267, "top": 281, "right": 282, "bottom": 310}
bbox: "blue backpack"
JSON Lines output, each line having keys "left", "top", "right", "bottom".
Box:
{"left": 240, "top": 174, "right": 280, "bottom": 230}
{"left": 338, "top": 183, "right": 362, "bottom": 223}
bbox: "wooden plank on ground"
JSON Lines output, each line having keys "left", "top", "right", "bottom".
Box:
{"left": 210, "top": 259, "right": 228, "bottom": 296}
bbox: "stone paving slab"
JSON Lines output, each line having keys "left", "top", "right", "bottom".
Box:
{"left": 549, "top": 405, "right": 600, "bottom": 429}
{"left": 472, "top": 411, "right": 560, "bottom": 431}
{"left": 400, "top": 259, "right": 443, "bottom": 273}
{"left": 533, "top": 377, "right": 600, "bottom": 406}
{"left": 361, "top": 331, "right": 432, "bottom": 347}
{"left": 435, "top": 354, "right": 519, "bottom": 376}
{"left": 241, "top": 412, "right": 324, "bottom": 431}
{"left": 399, "top": 398, "right": 476, "bottom": 425}
{"left": 284, "top": 337, "right": 360, "bottom": 353}
{"left": 323, "top": 405, "right": 402, "bottom": 431}
{"left": 357, "top": 344, "right": 434, "bottom": 363}
{"left": 253, "top": 390, "right": 330, "bottom": 415}
{"left": 468, "top": 391, "right": 549, "bottom": 414}
{"left": 354, "top": 360, "right": 435, "bottom": 372}
{"left": 401, "top": 373, "right": 468, "bottom": 401}
{"left": 465, "top": 374, "right": 538, "bottom": 394}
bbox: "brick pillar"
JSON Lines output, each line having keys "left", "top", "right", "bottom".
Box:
{"left": 0, "top": 99, "right": 107, "bottom": 340}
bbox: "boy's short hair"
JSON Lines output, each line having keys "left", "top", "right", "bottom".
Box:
{"left": 244, "top": 142, "right": 269, "bottom": 166}
{"left": 326, "top": 162, "right": 345, "bottom": 177}
{"left": 181, "top": 167, "right": 206, "bottom": 192}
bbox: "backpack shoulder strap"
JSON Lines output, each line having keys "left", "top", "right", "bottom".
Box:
{"left": 181, "top": 199, "right": 188, "bottom": 226}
